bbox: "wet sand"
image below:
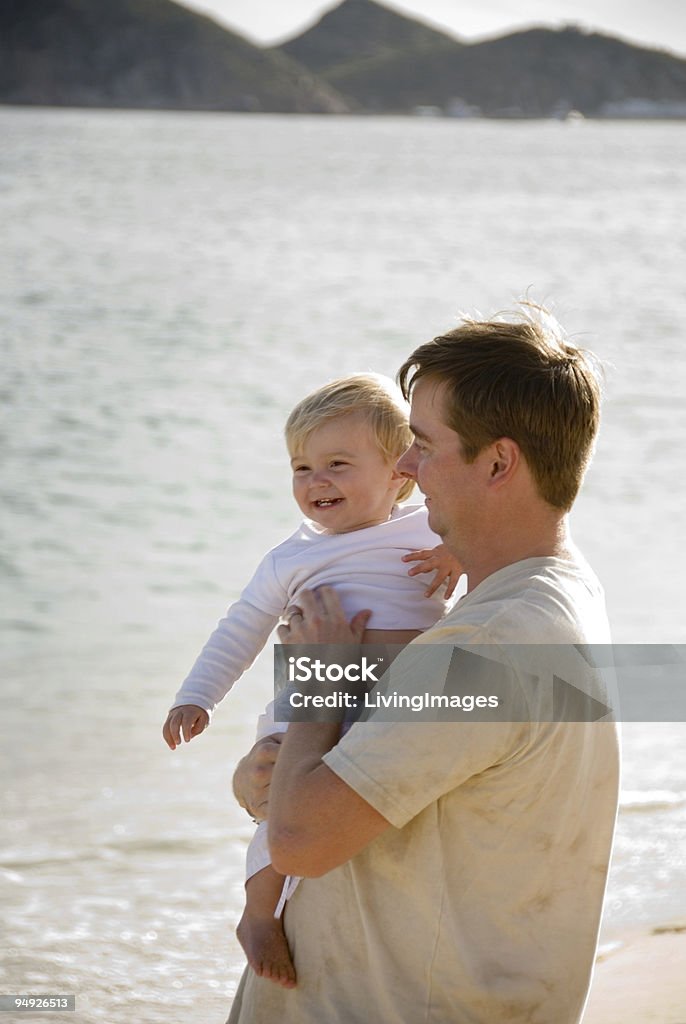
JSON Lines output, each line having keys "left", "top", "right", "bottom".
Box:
{"left": 582, "top": 925, "right": 686, "bottom": 1023}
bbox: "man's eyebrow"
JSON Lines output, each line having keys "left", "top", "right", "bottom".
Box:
{"left": 409, "top": 424, "right": 431, "bottom": 442}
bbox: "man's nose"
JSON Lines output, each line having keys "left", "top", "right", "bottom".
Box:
{"left": 397, "top": 444, "right": 418, "bottom": 479}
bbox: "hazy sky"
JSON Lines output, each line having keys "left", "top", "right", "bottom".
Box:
{"left": 182, "top": 0, "right": 686, "bottom": 57}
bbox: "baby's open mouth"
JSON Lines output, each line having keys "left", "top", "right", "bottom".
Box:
{"left": 314, "top": 498, "right": 343, "bottom": 507}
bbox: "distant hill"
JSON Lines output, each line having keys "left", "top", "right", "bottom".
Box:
{"left": 276, "top": 1, "right": 686, "bottom": 117}
{"left": 4, "top": 0, "right": 686, "bottom": 117}
{"left": 0, "top": 0, "right": 349, "bottom": 113}
{"left": 278, "top": 0, "right": 462, "bottom": 75}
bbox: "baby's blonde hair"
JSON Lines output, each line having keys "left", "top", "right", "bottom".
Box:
{"left": 285, "top": 373, "right": 415, "bottom": 503}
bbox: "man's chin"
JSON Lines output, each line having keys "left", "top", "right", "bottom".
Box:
{"left": 426, "top": 509, "right": 444, "bottom": 537}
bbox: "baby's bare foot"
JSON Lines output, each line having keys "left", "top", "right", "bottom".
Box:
{"left": 237, "top": 910, "right": 297, "bottom": 989}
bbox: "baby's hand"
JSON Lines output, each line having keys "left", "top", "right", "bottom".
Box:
{"left": 163, "top": 704, "right": 210, "bottom": 750}
{"left": 402, "top": 544, "right": 464, "bottom": 599}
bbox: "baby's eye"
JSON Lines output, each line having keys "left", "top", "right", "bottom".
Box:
{"left": 329, "top": 460, "right": 348, "bottom": 468}
{"left": 293, "top": 465, "right": 310, "bottom": 474}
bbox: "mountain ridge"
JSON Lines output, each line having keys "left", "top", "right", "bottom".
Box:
{"left": 2, "top": 0, "right": 686, "bottom": 117}
{"left": 0, "top": 0, "right": 350, "bottom": 113}
{"left": 275, "top": 1, "right": 686, "bottom": 117}
{"left": 277, "top": 0, "right": 462, "bottom": 74}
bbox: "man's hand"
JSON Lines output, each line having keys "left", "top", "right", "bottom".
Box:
{"left": 233, "top": 734, "right": 283, "bottom": 821}
{"left": 162, "top": 704, "right": 210, "bottom": 750}
{"left": 277, "top": 587, "right": 371, "bottom": 645}
{"left": 402, "top": 543, "right": 464, "bottom": 598}
{"left": 265, "top": 587, "right": 389, "bottom": 878}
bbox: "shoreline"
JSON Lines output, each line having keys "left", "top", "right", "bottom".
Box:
{"left": 582, "top": 922, "right": 686, "bottom": 1023}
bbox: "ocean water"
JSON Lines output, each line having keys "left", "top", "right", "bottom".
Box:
{"left": 1, "top": 108, "right": 685, "bottom": 1023}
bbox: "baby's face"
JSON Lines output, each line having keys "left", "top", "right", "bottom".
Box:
{"left": 290, "top": 412, "right": 404, "bottom": 533}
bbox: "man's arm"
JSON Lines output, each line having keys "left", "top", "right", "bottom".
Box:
{"left": 267, "top": 588, "right": 390, "bottom": 877}
{"left": 268, "top": 721, "right": 389, "bottom": 877}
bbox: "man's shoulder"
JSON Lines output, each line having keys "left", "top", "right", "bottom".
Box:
{"left": 427, "top": 555, "right": 610, "bottom": 646}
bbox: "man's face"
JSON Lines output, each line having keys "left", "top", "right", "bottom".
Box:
{"left": 397, "top": 379, "right": 483, "bottom": 556}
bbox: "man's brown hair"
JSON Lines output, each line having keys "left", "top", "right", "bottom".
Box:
{"left": 398, "top": 306, "right": 602, "bottom": 510}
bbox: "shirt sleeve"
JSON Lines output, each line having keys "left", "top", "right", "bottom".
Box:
{"left": 323, "top": 633, "right": 532, "bottom": 828}
{"left": 170, "top": 598, "right": 279, "bottom": 715}
{"left": 170, "top": 549, "right": 290, "bottom": 715}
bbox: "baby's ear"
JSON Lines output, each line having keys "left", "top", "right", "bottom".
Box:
{"left": 392, "top": 466, "right": 415, "bottom": 502}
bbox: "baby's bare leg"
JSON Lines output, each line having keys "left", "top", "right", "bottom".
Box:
{"left": 237, "top": 865, "right": 296, "bottom": 989}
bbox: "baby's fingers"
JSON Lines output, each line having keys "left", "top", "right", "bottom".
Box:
{"left": 407, "top": 562, "right": 437, "bottom": 577}
{"left": 402, "top": 548, "right": 434, "bottom": 565}
{"left": 444, "top": 572, "right": 461, "bottom": 599}
{"left": 181, "top": 709, "right": 205, "bottom": 743}
{"left": 405, "top": 555, "right": 439, "bottom": 577}
{"left": 189, "top": 711, "right": 208, "bottom": 739}
{"left": 163, "top": 711, "right": 182, "bottom": 750}
{"left": 423, "top": 574, "right": 445, "bottom": 598}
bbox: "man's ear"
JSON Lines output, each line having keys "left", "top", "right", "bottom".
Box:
{"left": 487, "top": 438, "right": 520, "bottom": 487}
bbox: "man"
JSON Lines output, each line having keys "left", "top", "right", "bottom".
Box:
{"left": 229, "top": 307, "right": 620, "bottom": 1023}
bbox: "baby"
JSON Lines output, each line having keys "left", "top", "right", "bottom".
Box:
{"left": 162, "top": 374, "right": 463, "bottom": 988}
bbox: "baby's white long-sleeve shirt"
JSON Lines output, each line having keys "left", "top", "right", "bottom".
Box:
{"left": 171, "top": 504, "right": 450, "bottom": 715}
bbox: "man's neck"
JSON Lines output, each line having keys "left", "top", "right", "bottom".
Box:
{"left": 462, "top": 515, "right": 572, "bottom": 593}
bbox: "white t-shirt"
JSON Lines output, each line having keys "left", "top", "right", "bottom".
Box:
{"left": 172, "top": 504, "right": 450, "bottom": 715}
{"left": 227, "top": 554, "right": 620, "bottom": 1024}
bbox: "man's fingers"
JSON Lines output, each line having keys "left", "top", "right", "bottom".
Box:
{"left": 254, "top": 752, "right": 278, "bottom": 776}
{"left": 280, "top": 587, "right": 370, "bottom": 643}
{"left": 250, "top": 737, "right": 281, "bottom": 784}
{"left": 256, "top": 736, "right": 282, "bottom": 763}
{"left": 236, "top": 736, "right": 283, "bottom": 819}
{"left": 301, "top": 586, "right": 346, "bottom": 624}
{"left": 317, "top": 586, "right": 346, "bottom": 616}
{"left": 295, "top": 588, "right": 325, "bottom": 623}
{"left": 279, "top": 590, "right": 318, "bottom": 642}
{"left": 349, "top": 609, "right": 372, "bottom": 641}
{"left": 252, "top": 796, "right": 269, "bottom": 821}
{"left": 277, "top": 622, "right": 290, "bottom": 643}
